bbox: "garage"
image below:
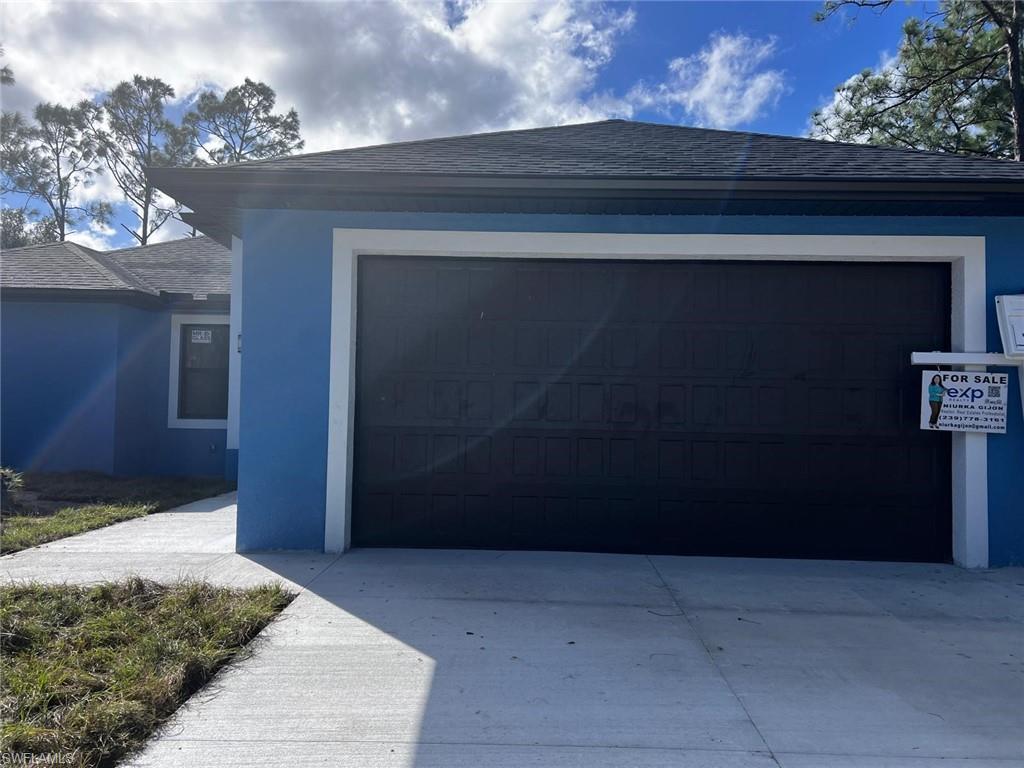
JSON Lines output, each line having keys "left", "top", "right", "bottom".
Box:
{"left": 148, "top": 119, "right": 1024, "bottom": 566}
{"left": 352, "top": 255, "right": 951, "bottom": 562}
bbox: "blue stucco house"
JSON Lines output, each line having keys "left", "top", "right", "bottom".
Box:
{"left": 1, "top": 236, "right": 236, "bottom": 479}
{"left": 110, "top": 120, "right": 1024, "bottom": 566}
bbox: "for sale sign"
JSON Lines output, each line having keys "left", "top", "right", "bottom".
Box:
{"left": 920, "top": 370, "right": 1007, "bottom": 433}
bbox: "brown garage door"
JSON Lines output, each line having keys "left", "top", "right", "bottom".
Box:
{"left": 353, "top": 256, "right": 951, "bottom": 562}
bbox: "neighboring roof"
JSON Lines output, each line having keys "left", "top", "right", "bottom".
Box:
{"left": 2, "top": 236, "right": 230, "bottom": 300}
{"left": 147, "top": 120, "right": 1024, "bottom": 244}
{"left": 210, "top": 119, "right": 1024, "bottom": 182}
{"left": 103, "top": 236, "right": 230, "bottom": 296}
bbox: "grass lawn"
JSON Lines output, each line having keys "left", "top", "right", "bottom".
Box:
{"left": 1, "top": 505, "right": 154, "bottom": 555}
{"left": 1, "top": 473, "right": 235, "bottom": 555}
{"left": 0, "top": 578, "right": 293, "bottom": 767}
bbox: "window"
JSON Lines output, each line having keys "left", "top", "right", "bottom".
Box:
{"left": 169, "top": 314, "right": 229, "bottom": 428}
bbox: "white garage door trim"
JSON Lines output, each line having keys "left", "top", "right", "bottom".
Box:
{"left": 327, "top": 229, "right": 987, "bottom": 566}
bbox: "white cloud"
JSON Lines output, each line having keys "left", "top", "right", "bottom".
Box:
{"left": 68, "top": 165, "right": 120, "bottom": 209}
{"left": 65, "top": 217, "right": 117, "bottom": 251}
{"left": 630, "top": 33, "right": 786, "bottom": 129}
{"left": 1, "top": 0, "right": 640, "bottom": 247}
{"left": 146, "top": 213, "right": 193, "bottom": 245}
{"left": 1, "top": 0, "right": 636, "bottom": 153}
{"left": 1, "top": 4, "right": 789, "bottom": 246}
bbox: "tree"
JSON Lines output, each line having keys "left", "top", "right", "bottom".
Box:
{"left": 181, "top": 78, "right": 303, "bottom": 165}
{"left": 89, "top": 76, "right": 191, "bottom": 245}
{"left": 0, "top": 103, "right": 111, "bottom": 241}
{"left": 1, "top": 207, "right": 59, "bottom": 249}
{"left": 0, "top": 111, "right": 31, "bottom": 195}
{"left": 1, "top": 46, "right": 13, "bottom": 86}
{"left": 812, "top": 0, "right": 1024, "bottom": 161}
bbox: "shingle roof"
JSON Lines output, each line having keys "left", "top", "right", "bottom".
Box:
{"left": 1, "top": 236, "right": 230, "bottom": 297}
{"left": 104, "top": 236, "right": 230, "bottom": 296}
{"left": 211, "top": 119, "right": 1024, "bottom": 182}
{"left": 0, "top": 240, "right": 154, "bottom": 292}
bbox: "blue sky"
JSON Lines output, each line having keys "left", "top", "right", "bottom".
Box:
{"left": 2, "top": 0, "right": 924, "bottom": 250}
{"left": 609, "top": 1, "right": 919, "bottom": 137}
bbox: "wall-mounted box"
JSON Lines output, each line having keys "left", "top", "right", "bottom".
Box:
{"left": 996, "top": 295, "right": 1024, "bottom": 360}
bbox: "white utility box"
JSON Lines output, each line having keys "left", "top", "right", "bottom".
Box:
{"left": 996, "top": 295, "right": 1024, "bottom": 359}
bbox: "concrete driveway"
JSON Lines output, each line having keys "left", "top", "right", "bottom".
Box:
{"left": 3, "top": 496, "right": 1023, "bottom": 767}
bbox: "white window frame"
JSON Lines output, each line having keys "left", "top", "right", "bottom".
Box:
{"left": 326, "top": 229, "right": 987, "bottom": 566}
{"left": 168, "top": 312, "right": 230, "bottom": 430}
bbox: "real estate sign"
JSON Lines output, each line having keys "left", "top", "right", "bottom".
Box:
{"left": 920, "top": 370, "right": 1007, "bottom": 434}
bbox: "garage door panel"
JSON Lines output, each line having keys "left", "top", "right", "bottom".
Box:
{"left": 367, "top": 375, "right": 928, "bottom": 435}
{"left": 359, "top": 429, "right": 944, "bottom": 496}
{"left": 354, "top": 256, "right": 951, "bottom": 561}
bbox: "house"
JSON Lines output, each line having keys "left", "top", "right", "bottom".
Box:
{"left": 142, "top": 120, "right": 1024, "bottom": 566}
{"left": 1, "top": 236, "right": 236, "bottom": 479}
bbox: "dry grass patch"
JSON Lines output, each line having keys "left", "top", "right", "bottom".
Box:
{"left": 0, "top": 504, "right": 153, "bottom": 555}
{"left": 0, "top": 578, "right": 293, "bottom": 767}
{"left": 1, "top": 472, "right": 235, "bottom": 554}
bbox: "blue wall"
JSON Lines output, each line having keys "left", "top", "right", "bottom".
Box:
{"left": 113, "top": 305, "right": 160, "bottom": 475}
{"left": 980, "top": 226, "right": 1024, "bottom": 565}
{"left": 238, "top": 209, "right": 1024, "bottom": 564}
{"left": 235, "top": 217, "right": 333, "bottom": 550}
{"left": 2, "top": 299, "right": 228, "bottom": 478}
{"left": 225, "top": 448, "right": 239, "bottom": 482}
{"left": 2, "top": 301, "right": 119, "bottom": 472}
{"left": 114, "top": 307, "right": 228, "bottom": 477}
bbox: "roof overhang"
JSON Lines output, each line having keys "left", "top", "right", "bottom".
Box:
{"left": 1, "top": 286, "right": 230, "bottom": 310}
{"left": 147, "top": 166, "right": 1024, "bottom": 246}
{"left": 0, "top": 287, "right": 164, "bottom": 307}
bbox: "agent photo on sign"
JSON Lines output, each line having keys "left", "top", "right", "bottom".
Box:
{"left": 927, "top": 374, "right": 945, "bottom": 428}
